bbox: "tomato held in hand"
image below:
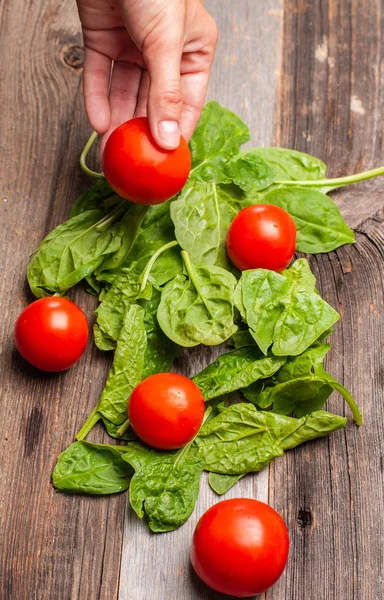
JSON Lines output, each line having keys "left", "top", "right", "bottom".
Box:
{"left": 226, "top": 204, "right": 296, "bottom": 272}
{"left": 102, "top": 117, "right": 191, "bottom": 205}
{"left": 14, "top": 297, "right": 88, "bottom": 372}
{"left": 191, "top": 498, "right": 289, "bottom": 597}
{"left": 128, "top": 373, "right": 205, "bottom": 449}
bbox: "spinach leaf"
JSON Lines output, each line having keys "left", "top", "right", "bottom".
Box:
{"left": 70, "top": 179, "right": 116, "bottom": 217}
{"left": 97, "top": 304, "right": 146, "bottom": 425}
{"left": 208, "top": 472, "right": 243, "bottom": 495}
{"left": 170, "top": 181, "right": 221, "bottom": 266}
{"left": 196, "top": 403, "right": 346, "bottom": 475}
{"left": 192, "top": 346, "right": 286, "bottom": 400}
{"left": 236, "top": 260, "right": 340, "bottom": 356}
{"left": 138, "top": 287, "right": 178, "bottom": 378}
{"left": 27, "top": 207, "right": 127, "bottom": 298}
{"left": 157, "top": 251, "right": 238, "bottom": 347}
{"left": 170, "top": 180, "right": 252, "bottom": 268}
{"left": 224, "top": 153, "right": 275, "bottom": 193}
{"left": 77, "top": 304, "right": 147, "bottom": 440}
{"left": 52, "top": 441, "right": 132, "bottom": 495}
{"left": 282, "top": 257, "right": 317, "bottom": 291}
{"left": 122, "top": 442, "right": 204, "bottom": 532}
{"left": 228, "top": 330, "right": 257, "bottom": 349}
{"left": 241, "top": 147, "right": 327, "bottom": 182}
{"left": 243, "top": 344, "right": 333, "bottom": 412}
{"left": 95, "top": 204, "right": 148, "bottom": 279}
{"left": 189, "top": 101, "right": 250, "bottom": 183}
{"left": 94, "top": 263, "right": 142, "bottom": 349}
{"left": 94, "top": 202, "right": 181, "bottom": 348}
{"left": 261, "top": 187, "right": 355, "bottom": 253}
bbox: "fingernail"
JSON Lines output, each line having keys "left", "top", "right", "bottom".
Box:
{"left": 158, "top": 120, "right": 180, "bottom": 148}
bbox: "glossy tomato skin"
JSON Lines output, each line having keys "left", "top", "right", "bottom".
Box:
{"left": 191, "top": 498, "right": 289, "bottom": 597}
{"left": 102, "top": 117, "right": 191, "bottom": 205}
{"left": 14, "top": 297, "right": 88, "bottom": 372}
{"left": 226, "top": 204, "right": 296, "bottom": 272}
{"left": 128, "top": 373, "right": 205, "bottom": 449}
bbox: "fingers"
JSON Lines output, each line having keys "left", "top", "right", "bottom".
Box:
{"left": 180, "top": 70, "right": 210, "bottom": 142}
{"left": 100, "top": 61, "right": 142, "bottom": 155}
{"left": 83, "top": 47, "right": 112, "bottom": 133}
{"left": 134, "top": 71, "right": 150, "bottom": 118}
{"left": 145, "top": 38, "right": 184, "bottom": 149}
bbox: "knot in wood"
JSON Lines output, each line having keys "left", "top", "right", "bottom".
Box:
{"left": 297, "top": 506, "right": 313, "bottom": 529}
{"left": 63, "top": 45, "right": 84, "bottom": 70}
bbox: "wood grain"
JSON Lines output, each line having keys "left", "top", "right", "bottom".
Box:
{"left": 0, "top": 2, "right": 127, "bottom": 599}
{"left": 0, "top": 0, "right": 383, "bottom": 599}
{"left": 269, "top": 1, "right": 384, "bottom": 599}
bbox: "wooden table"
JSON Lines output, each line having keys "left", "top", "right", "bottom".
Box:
{"left": 1, "top": 1, "right": 383, "bottom": 598}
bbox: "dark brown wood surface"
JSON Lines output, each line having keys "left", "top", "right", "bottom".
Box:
{"left": 0, "top": 1, "right": 383, "bottom": 599}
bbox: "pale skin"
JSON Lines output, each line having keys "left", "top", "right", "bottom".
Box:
{"left": 76, "top": 0, "right": 218, "bottom": 152}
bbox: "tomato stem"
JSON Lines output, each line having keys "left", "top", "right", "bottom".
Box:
{"left": 80, "top": 131, "right": 105, "bottom": 180}
{"left": 276, "top": 165, "right": 384, "bottom": 190}
{"left": 76, "top": 405, "right": 101, "bottom": 440}
{"left": 140, "top": 240, "right": 179, "bottom": 292}
{"left": 116, "top": 418, "right": 131, "bottom": 437}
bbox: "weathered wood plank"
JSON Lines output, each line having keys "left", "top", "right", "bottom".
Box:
{"left": 269, "top": 1, "right": 384, "bottom": 599}
{"left": 1, "top": 0, "right": 383, "bottom": 599}
{"left": 0, "top": 2, "right": 127, "bottom": 599}
{"left": 118, "top": 1, "right": 284, "bottom": 598}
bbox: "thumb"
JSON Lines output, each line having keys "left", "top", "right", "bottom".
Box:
{"left": 145, "top": 37, "right": 183, "bottom": 150}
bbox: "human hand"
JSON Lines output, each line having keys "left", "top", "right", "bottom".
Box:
{"left": 76, "top": 0, "right": 218, "bottom": 151}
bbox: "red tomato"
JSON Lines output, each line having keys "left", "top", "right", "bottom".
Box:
{"left": 226, "top": 204, "right": 296, "bottom": 272}
{"left": 102, "top": 117, "right": 191, "bottom": 205}
{"left": 128, "top": 373, "right": 205, "bottom": 449}
{"left": 14, "top": 297, "right": 88, "bottom": 372}
{"left": 191, "top": 498, "right": 289, "bottom": 597}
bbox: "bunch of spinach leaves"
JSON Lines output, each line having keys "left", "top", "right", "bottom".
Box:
{"left": 27, "top": 101, "right": 378, "bottom": 532}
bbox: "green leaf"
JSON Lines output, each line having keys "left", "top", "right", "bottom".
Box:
{"left": 170, "top": 180, "right": 252, "bottom": 268}
{"left": 27, "top": 208, "right": 126, "bottom": 298}
{"left": 93, "top": 324, "right": 117, "bottom": 351}
{"left": 261, "top": 187, "right": 355, "bottom": 253}
{"left": 228, "top": 330, "right": 257, "bottom": 349}
{"left": 52, "top": 441, "right": 132, "bottom": 495}
{"left": 94, "top": 264, "right": 142, "bottom": 349}
{"left": 243, "top": 344, "right": 333, "bottom": 412}
{"left": 208, "top": 472, "right": 242, "bottom": 495}
{"left": 70, "top": 179, "right": 117, "bottom": 217}
{"left": 241, "top": 147, "right": 327, "bottom": 182}
{"left": 196, "top": 404, "right": 346, "bottom": 475}
{"left": 94, "top": 201, "right": 181, "bottom": 347}
{"left": 189, "top": 101, "right": 250, "bottom": 183}
{"left": 157, "top": 251, "right": 238, "bottom": 347}
{"left": 138, "top": 287, "right": 178, "bottom": 378}
{"left": 192, "top": 346, "right": 286, "bottom": 400}
{"left": 236, "top": 260, "right": 340, "bottom": 356}
{"left": 95, "top": 204, "right": 148, "bottom": 279}
{"left": 224, "top": 153, "right": 275, "bottom": 192}
{"left": 122, "top": 443, "right": 203, "bottom": 532}
{"left": 97, "top": 304, "right": 147, "bottom": 425}
{"left": 282, "top": 257, "right": 317, "bottom": 291}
